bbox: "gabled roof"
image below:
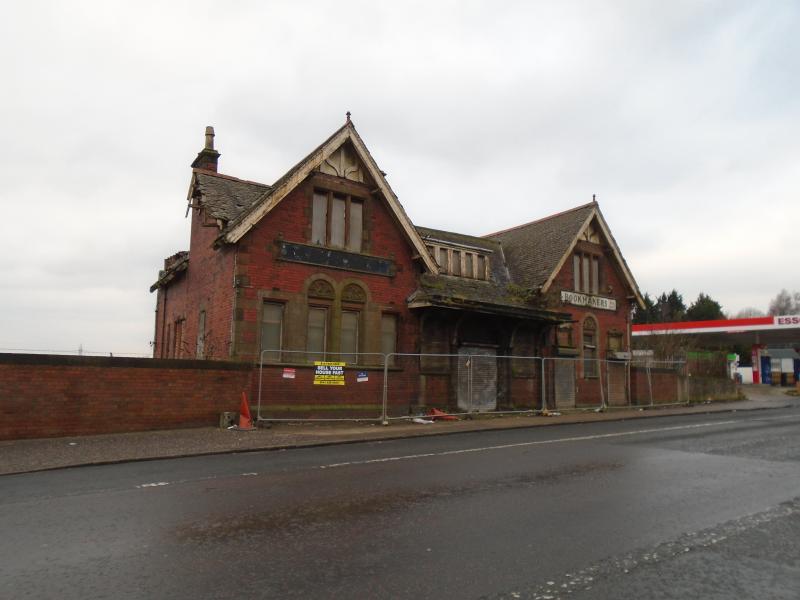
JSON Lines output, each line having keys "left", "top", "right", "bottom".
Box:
{"left": 189, "top": 171, "right": 271, "bottom": 222}
{"left": 487, "top": 202, "right": 644, "bottom": 308}
{"left": 217, "top": 120, "right": 439, "bottom": 273}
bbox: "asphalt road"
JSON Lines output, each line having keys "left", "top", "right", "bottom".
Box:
{"left": 2, "top": 407, "right": 800, "bottom": 599}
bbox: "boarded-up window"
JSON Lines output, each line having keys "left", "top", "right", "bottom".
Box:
{"left": 312, "top": 192, "right": 328, "bottom": 245}
{"left": 575, "top": 252, "right": 601, "bottom": 294}
{"left": 557, "top": 324, "right": 573, "bottom": 347}
{"left": 464, "top": 253, "right": 474, "bottom": 278}
{"left": 512, "top": 327, "right": 537, "bottom": 377}
{"left": 307, "top": 307, "right": 327, "bottom": 362}
{"left": 261, "top": 302, "right": 284, "bottom": 362}
{"left": 196, "top": 310, "right": 206, "bottom": 358}
{"left": 582, "top": 256, "right": 590, "bottom": 295}
{"left": 348, "top": 200, "right": 363, "bottom": 252}
{"left": 164, "top": 323, "right": 171, "bottom": 358}
{"left": 476, "top": 255, "right": 486, "bottom": 280}
{"left": 330, "top": 195, "right": 346, "bottom": 248}
{"left": 311, "top": 190, "right": 364, "bottom": 252}
{"left": 341, "top": 311, "right": 359, "bottom": 363}
{"left": 452, "top": 251, "right": 461, "bottom": 276}
{"left": 173, "top": 320, "right": 182, "bottom": 358}
{"left": 381, "top": 313, "right": 397, "bottom": 363}
{"left": 608, "top": 332, "right": 623, "bottom": 352}
{"left": 421, "top": 316, "right": 449, "bottom": 373}
{"left": 583, "top": 318, "right": 598, "bottom": 378}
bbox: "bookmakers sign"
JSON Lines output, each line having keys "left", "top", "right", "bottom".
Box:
{"left": 561, "top": 291, "right": 617, "bottom": 311}
{"left": 313, "top": 362, "right": 345, "bottom": 385}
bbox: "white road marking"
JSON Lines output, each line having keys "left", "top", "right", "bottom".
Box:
{"left": 136, "top": 481, "right": 170, "bottom": 488}
{"left": 317, "top": 420, "right": 739, "bottom": 469}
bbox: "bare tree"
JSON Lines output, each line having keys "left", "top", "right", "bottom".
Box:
{"left": 733, "top": 307, "right": 766, "bottom": 318}
{"left": 768, "top": 289, "right": 799, "bottom": 315}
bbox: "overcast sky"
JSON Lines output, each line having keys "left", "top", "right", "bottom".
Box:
{"left": 1, "top": 1, "right": 797, "bottom": 355}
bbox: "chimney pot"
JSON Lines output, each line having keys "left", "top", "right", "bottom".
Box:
{"left": 191, "top": 125, "right": 221, "bottom": 172}
{"left": 205, "top": 126, "right": 215, "bottom": 150}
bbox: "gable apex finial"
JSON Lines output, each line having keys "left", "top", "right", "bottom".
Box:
{"left": 592, "top": 193, "right": 596, "bottom": 203}
{"left": 346, "top": 111, "right": 351, "bottom": 123}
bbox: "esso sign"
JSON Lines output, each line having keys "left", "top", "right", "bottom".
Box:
{"left": 775, "top": 316, "right": 800, "bottom": 326}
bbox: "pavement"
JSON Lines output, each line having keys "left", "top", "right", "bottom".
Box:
{"left": 2, "top": 385, "right": 798, "bottom": 476}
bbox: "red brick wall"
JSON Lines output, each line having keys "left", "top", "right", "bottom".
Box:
{"left": 153, "top": 199, "right": 237, "bottom": 361}
{"left": 256, "top": 364, "right": 388, "bottom": 419}
{"left": 233, "top": 178, "right": 421, "bottom": 362}
{"left": 510, "top": 376, "right": 541, "bottom": 409}
{"left": 630, "top": 367, "right": 681, "bottom": 404}
{"left": 0, "top": 354, "right": 252, "bottom": 440}
{"left": 546, "top": 238, "right": 635, "bottom": 405}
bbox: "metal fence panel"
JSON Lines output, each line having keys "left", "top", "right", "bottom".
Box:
{"left": 606, "top": 361, "right": 627, "bottom": 406}
{"left": 457, "top": 347, "right": 497, "bottom": 412}
{"left": 552, "top": 359, "right": 576, "bottom": 409}
{"left": 257, "top": 349, "right": 386, "bottom": 422}
{"left": 254, "top": 350, "right": 688, "bottom": 423}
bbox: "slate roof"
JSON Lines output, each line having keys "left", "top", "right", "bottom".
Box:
{"left": 192, "top": 171, "right": 271, "bottom": 223}
{"left": 411, "top": 226, "right": 568, "bottom": 322}
{"left": 486, "top": 202, "right": 596, "bottom": 290}
{"left": 149, "top": 251, "right": 189, "bottom": 292}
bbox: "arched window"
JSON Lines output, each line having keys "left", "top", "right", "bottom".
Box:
{"left": 340, "top": 283, "right": 366, "bottom": 363}
{"left": 307, "top": 279, "right": 334, "bottom": 361}
{"left": 582, "top": 317, "right": 598, "bottom": 378}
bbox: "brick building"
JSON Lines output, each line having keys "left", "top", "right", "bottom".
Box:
{"left": 151, "top": 118, "right": 643, "bottom": 413}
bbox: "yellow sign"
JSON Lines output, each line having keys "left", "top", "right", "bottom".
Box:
{"left": 313, "top": 361, "right": 345, "bottom": 385}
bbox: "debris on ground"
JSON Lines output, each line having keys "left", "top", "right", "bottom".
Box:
{"left": 427, "top": 408, "right": 459, "bottom": 421}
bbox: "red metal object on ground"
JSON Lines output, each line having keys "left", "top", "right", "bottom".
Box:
{"left": 428, "top": 408, "right": 458, "bottom": 421}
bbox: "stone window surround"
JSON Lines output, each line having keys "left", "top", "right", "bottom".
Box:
{"left": 581, "top": 315, "right": 599, "bottom": 379}
{"left": 257, "top": 275, "right": 401, "bottom": 367}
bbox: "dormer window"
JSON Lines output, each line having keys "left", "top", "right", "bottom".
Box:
{"left": 312, "top": 190, "right": 363, "bottom": 252}
{"left": 426, "top": 244, "right": 489, "bottom": 280}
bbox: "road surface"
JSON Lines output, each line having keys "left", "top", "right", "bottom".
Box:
{"left": 2, "top": 406, "right": 800, "bottom": 599}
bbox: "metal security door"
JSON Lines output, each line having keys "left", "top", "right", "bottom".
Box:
{"left": 457, "top": 346, "right": 497, "bottom": 412}
{"left": 607, "top": 362, "right": 627, "bottom": 406}
{"left": 553, "top": 359, "right": 576, "bottom": 409}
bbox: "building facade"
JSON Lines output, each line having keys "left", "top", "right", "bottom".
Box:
{"left": 151, "top": 119, "right": 643, "bottom": 414}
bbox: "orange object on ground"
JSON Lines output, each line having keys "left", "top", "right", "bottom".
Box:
{"left": 428, "top": 407, "right": 458, "bottom": 421}
{"left": 238, "top": 392, "right": 255, "bottom": 430}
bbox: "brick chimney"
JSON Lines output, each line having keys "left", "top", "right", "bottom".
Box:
{"left": 191, "top": 126, "right": 220, "bottom": 172}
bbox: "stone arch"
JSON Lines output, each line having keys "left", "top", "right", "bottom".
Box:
{"left": 307, "top": 277, "right": 335, "bottom": 300}
{"left": 341, "top": 282, "right": 367, "bottom": 304}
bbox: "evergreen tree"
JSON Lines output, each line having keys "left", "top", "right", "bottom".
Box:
{"left": 686, "top": 293, "right": 725, "bottom": 321}
{"left": 654, "top": 289, "right": 686, "bottom": 322}
{"left": 633, "top": 292, "right": 657, "bottom": 324}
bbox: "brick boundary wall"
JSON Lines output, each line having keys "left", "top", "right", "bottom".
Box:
{"left": 0, "top": 354, "right": 254, "bottom": 441}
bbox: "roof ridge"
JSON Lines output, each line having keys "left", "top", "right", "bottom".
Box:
{"left": 416, "top": 225, "right": 499, "bottom": 243}
{"left": 193, "top": 168, "right": 271, "bottom": 188}
{"left": 483, "top": 201, "right": 597, "bottom": 238}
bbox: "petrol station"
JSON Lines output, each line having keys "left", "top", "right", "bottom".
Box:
{"left": 632, "top": 315, "right": 800, "bottom": 385}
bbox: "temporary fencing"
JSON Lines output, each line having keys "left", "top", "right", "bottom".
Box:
{"left": 256, "top": 349, "right": 387, "bottom": 423}
{"left": 380, "top": 353, "right": 545, "bottom": 423}
{"left": 256, "top": 349, "right": 688, "bottom": 424}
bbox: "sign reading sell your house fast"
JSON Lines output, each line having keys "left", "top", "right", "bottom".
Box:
{"left": 561, "top": 290, "right": 617, "bottom": 311}
{"left": 313, "top": 362, "right": 346, "bottom": 385}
